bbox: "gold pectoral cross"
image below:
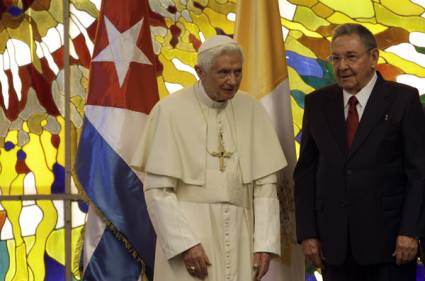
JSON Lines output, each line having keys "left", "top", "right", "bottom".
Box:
{"left": 210, "top": 130, "right": 233, "bottom": 172}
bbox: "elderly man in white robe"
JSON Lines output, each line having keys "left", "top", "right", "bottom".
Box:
{"left": 138, "top": 35, "right": 287, "bottom": 281}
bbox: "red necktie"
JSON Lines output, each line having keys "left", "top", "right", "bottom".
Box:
{"left": 346, "top": 96, "right": 359, "bottom": 148}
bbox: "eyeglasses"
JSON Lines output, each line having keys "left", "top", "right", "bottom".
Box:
{"left": 328, "top": 48, "right": 374, "bottom": 65}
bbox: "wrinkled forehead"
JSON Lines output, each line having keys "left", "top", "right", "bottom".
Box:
{"left": 211, "top": 51, "right": 243, "bottom": 68}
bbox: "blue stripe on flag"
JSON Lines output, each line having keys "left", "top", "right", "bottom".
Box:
{"left": 83, "top": 227, "right": 141, "bottom": 281}
{"left": 76, "top": 117, "right": 155, "bottom": 280}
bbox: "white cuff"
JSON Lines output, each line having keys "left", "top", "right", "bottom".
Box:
{"left": 253, "top": 197, "right": 281, "bottom": 256}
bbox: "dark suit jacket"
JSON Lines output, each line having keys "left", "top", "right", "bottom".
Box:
{"left": 294, "top": 72, "right": 425, "bottom": 266}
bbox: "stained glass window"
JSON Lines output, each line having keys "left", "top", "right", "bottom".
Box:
{"left": 0, "top": 0, "right": 424, "bottom": 280}
{"left": 0, "top": 0, "right": 95, "bottom": 280}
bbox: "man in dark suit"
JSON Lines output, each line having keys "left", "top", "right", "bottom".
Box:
{"left": 294, "top": 23, "right": 425, "bottom": 281}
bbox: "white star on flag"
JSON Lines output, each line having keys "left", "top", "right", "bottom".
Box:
{"left": 92, "top": 16, "right": 152, "bottom": 87}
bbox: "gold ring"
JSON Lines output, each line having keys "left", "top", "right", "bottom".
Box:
{"left": 189, "top": 265, "right": 196, "bottom": 272}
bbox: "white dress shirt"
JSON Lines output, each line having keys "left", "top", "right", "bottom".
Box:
{"left": 343, "top": 72, "right": 378, "bottom": 120}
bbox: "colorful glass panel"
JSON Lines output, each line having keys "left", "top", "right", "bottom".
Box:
{"left": 0, "top": 0, "right": 94, "bottom": 280}
{"left": 0, "top": 0, "right": 424, "bottom": 280}
{"left": 0, "top": 200, "right": 81, "bottom": 281}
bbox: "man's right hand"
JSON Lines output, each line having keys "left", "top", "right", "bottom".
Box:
{"left": 182, "top": 244, "right": 211, "bottom": 280}
{"left": 301, "top": 238, "right": 325, "bottom": 269}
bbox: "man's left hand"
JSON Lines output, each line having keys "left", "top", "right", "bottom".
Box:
{"left": 253, "top": 252, "right": 271, "bottom": 280}
{"left": 393, "top": 235, "right": 418, "bottom": 265}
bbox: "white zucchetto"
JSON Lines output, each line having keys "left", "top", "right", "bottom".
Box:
{"left": 198, "top": 35, "right": 238, "bottom": 54}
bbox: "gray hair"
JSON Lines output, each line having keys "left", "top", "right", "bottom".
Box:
{"left": 331, "top": 23, "right": 378, "bottom": 50}
{"left": 197, "top": 43, "right": 244, "bottom": 72}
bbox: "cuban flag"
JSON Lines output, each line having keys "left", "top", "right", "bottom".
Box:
{"left": 75, "top": 0, "right": 159, "bottom": 280}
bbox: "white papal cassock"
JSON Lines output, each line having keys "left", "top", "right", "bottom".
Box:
{"left": 137, "top": 82, "right": 287, "bottom": 281}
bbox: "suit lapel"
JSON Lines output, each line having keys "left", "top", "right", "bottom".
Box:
{"left": 323, "top": 87, "right": 348, "bottom": 156}
{"left": 348, "top": 74, "right": 391, "bottom": 159}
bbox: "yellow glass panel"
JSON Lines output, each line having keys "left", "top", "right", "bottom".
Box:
{"left": 28, "top": 8, "right": 58, "bottom": 38}
{"left": 48, "top": 0, "right": 64, "bottom": 23}
{"left": 178, "top": 18, "right": 201, "bottom": 44}
{"left": 289, "top": 0, "right": 319, "bottom": 7}
{"left": 28, "top": 201, "right": 58, "bottom": 280}
{"left": 21, "top": 124, "right": 55, "bottom": 195}
{"left": 46, "top": 228, "right": 66, "bottom": 266}
{"left": 293, "top": 6, "right": 330, "bottom": 31}
{"left": 2, "top": 200, "right": 62, "bottom": 281}
{"left": 291, "top": 97, "right": 305, "bottom": 133}
{"left": 40, "top": 131, "right": 57, "bottom": 170}
{"left": 375, "top": 3, "right": 425, "bottom": 32}
{"left": 187, "top": 0, "right": 207, "bottom": 15}
{"left": 56, "top": 117, "right": 66, "bottom": 169}
{"left": 203, "top": 7, "right": 234, "bottom": 35}
{"left": 0, "top": 29, "right": 8, "bottom": 53}
{"left": 207, "top": 0, "right": 235, "bottom": 14}
{"left": 159, "top": 53, "right": 197, "bottom": 88}
{"left": 319, "top": 0, "right": 375, "bottom": 18}
{"left": 326, "top": 11, "right": 361, "bottom": 24}
{"left": 0, "top": 131, "right": 19, "bottom": 196}
{"left": 312, "top": 2, "right": 334, "bottom": 18}
{"left": 6, "top": 237, "right": 32, "bottom": 281}
{"left": 46, "top": 225, "right": 84, "bottom": 279}
{"left": 290, "top": 30, "right": 305, "bottom": 40}
{"left": 157, "top": 76, "right": 170, "bottom": 99}
{"left": 362, "top": 23, "right": 389, "bottom": 35}
{"left": 71, "top": 0, "right": 100, "bottom": 18}
{"left": 356, "top": 17, "right": 378, "bottom": 24}
{"left": 71, "top": 225, "right": 84, "bottom": 279}
{"left": 190, "top": 11, "right": 217, "bottom": 38}
{"left": 295, "top": 141, "right": 301, "bottom": 159}
{"left": 326, "top": 12, "right": 389, "bottom": 35}
{"left": 70, "top": 64, "right": 88, "bottom": 195}
{"left": 282, "top": 18, "right": 323, "bottom": 38}
{"left": 381, "top": 0, "right": 424, "bottom": 16}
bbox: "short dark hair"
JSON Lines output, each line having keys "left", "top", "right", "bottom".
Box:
{"left": 332, "top": 23, "right": 378, "bottom": 50}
